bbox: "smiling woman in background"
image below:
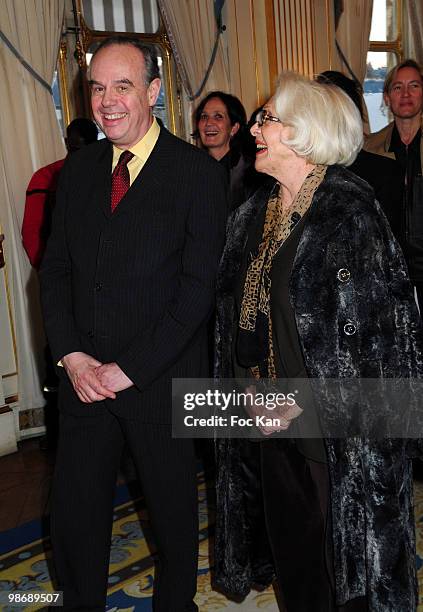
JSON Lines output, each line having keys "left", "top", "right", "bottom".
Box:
{"left": 213, "top": 71, "right": 423, "bottom": 611}
{"left": 194, "top": 91, "right": 262, "bottom": 210}
{"left": 195, "top": 91, "right": 244, "bottom": 161}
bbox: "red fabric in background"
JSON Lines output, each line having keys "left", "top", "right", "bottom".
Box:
{"left": 22, "top": 158, "right": 65, "bottom": 269}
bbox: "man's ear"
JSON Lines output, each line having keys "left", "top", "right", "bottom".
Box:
{"left": 230, "top": 122, "right": 240, "bottom": 137}
{"left": 383, "top": 92, "right": 390, "bottom": 108}
{"left": 148, "top": 78, "right": 161, "bottom": 107}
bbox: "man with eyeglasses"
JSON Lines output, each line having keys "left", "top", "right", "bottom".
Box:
{"left": 365, "top": 58, "right": 423, "bottom": 308}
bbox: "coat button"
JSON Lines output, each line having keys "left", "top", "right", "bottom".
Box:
{"left": 95, "top": 283, "right": 103, "bottom": 291}
{"left": 88, "top": 330, "right": 94, "bottom": 338}
{"left": 337, "top": 268, "right": 351, "bottom": 283}
{"left": 343, "top": 321, "right": 357, "bottom": 336}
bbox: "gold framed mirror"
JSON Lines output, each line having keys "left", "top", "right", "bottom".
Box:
{"left": 56, "top": 0, "right": 184, "bottom": 136}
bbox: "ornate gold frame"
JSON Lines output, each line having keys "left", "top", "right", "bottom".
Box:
{"left": 368, "top": 0, "right": 403, "bottom": 59}
{"left": 57, "top": 39, "right": 71, "bottom": 127}
{"left": 69, "top": 1, "right": 181, "bottom": 135}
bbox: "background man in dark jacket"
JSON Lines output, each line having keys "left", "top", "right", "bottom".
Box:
{"left": 40, "top": 36, "right": 227, "bottom": 611}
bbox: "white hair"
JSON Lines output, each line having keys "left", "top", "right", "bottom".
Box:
{"left": 273, "top": 71, "right": 363, "bottom": 166}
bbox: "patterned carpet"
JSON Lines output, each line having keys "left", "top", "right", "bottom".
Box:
{"left": 2, "top": 475, "right": 423, "bottom": 611}
{"left": 103, "top": 474, "right": 278, "bottom": 611}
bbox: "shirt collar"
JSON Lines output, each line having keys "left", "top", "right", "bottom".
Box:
{"left": 112, "top": 117, "right": 160, "bottom": 166}
{"left": 390, "top": 121, "right": 421, "bottom": 153}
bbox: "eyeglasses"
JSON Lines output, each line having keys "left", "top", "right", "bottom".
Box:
{"left": 255, "top": 109, "right": 282, "bottom": 127}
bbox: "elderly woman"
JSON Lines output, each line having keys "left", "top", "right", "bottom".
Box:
{"left": 214, "top": 72, "right": 423, "bottom": 611}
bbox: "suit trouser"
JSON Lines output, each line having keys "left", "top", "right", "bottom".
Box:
{"left": 51, "top": 410, "right": 199, "bottom": 612}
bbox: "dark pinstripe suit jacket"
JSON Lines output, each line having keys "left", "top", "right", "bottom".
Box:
{"left": 40, "top": 127, "right": 227, "bottom": 422}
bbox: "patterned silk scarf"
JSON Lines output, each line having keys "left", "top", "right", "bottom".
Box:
{"left": 238, "top": 164, "right": 327, "bottom": 378}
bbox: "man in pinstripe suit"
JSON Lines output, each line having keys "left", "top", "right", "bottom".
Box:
{"left": 40, "top": 36, "right": 227, "bottom": 611}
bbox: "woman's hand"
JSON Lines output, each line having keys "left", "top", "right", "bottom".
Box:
{"left": 244, "top": 384, "right": 303, "bottom": 435}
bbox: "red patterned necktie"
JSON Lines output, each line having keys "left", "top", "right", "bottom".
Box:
{"left": 111, "top": 150, "right": 134, "bottom": 212}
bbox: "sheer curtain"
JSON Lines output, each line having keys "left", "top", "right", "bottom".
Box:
{"left": 403, "top": 0, "right": 423, "bottom": 64}
{"left": 157, "top": 0, "right": 230, "bottom": 137}
{"left": 0, "top": 0, "right": 65, "bottom": 422}
{"left": 335, "top": 0, "right": 374, "bottom": 83}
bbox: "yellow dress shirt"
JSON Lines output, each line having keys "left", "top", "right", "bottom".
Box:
{"left": 112, "top": 117, "right": 160, "bottom": 185}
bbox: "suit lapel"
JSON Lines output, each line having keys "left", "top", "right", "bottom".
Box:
{"left": 93, "top": 141, "right": 113, "bottom": 218}
{"left": 108, "top": 129, "right": 172, "bottom": 220}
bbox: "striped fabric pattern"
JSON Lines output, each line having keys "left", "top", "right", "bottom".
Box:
{"left": 82, "top": 0, "right": 160, "bottom": 33}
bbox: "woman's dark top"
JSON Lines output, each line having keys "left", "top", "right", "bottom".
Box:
{"left": 234, "top": 199, "right": 326, "bottom": 461}
{"left": 220, "top": 149, "right": 267, "bottom": 211}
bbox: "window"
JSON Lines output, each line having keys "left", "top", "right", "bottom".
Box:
{"left": 52, "top": 71, "right": 64, "bottom": 133}
{"left": 364, "top": 0, "right": 402, "bottom": 132}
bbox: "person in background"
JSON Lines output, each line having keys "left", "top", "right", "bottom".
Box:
{"left": 194, "top": 91, "right": 261, "bottom": 209}
{"left": 22, "top": 118, "right": 98, "bottom": 269}
{"left": 364, "top": 59, "right": 423, "bottom": 308}
{"left": 317, "top": 71, "right": 404, "bottom": 242}
{"left": 214, "top": 71, "right": 422, "bottom": 612}
{"left": 22, "top": 118, "right": 98, "bottom": 446}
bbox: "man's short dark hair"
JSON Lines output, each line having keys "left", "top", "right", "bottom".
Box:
{"left": 317, "top": 70, "right": 364, "bottom": 120}
{"left": 66, "top": 118, "right": 98, "bottom": 145}
{"left": 91, "top": 36, "right": 160, "bottom": 84}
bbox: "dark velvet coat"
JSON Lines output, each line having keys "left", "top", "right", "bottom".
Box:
{"left": 214, "top": 165, "right": 423, "bottom": 611}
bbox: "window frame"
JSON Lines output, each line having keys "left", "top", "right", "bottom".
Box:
{"left": 364, "top": 0, "right": 403, "bottom": 131}
{"left": 368, "top": 0, "right": 402, "bottom": 60}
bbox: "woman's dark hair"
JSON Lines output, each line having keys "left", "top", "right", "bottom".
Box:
{"left": 193, "top": 91, "right": 247, "bottom": 152}
{"left": 316, "top": 70, "right": 364, "bottom": 120}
